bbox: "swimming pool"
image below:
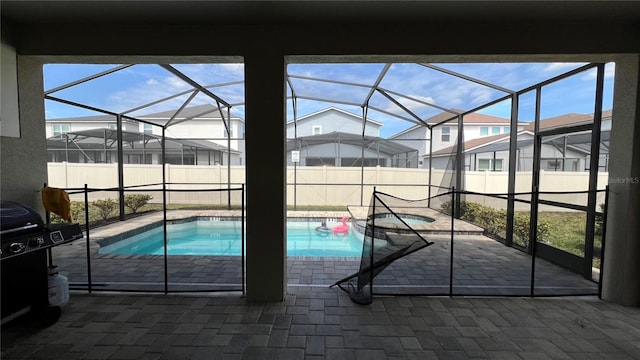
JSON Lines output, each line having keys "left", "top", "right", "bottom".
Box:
{"left": 98, "top": 219, "right": 365, "bottom": 257}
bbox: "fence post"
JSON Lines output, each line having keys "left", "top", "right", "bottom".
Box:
{"left": 63, "top": 161, "right": 68, "bottom": 188}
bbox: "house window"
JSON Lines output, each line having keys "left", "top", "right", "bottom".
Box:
{"left": 108, "top": 124, "right": 117, "bottom": 130}
{"left": 547, "top": 159, "right": 562, "bottom": 170}
{"left": 478, "top": 159, "right": 503, "bottom": 171}
{"left": 492, "top": 127, "right": 500, "bottom": 135}
{"left": 53, "top": 124, "right": 70, "bottom": 136}
{"left": 306, "top": 157, "right": 335, "bottom": 166}
{"left": 503, "top": 126, "right": 510, "bottom": 134}
{"left": 224, "top": 125, "right": 233, "bottom": 138}
{"left": 312, "top": 125, "right": 322, "bottom": 135}
{"left": 441, "top": 127, "right": 450, "bottom": 142}
{"left": 143, "top": 123, "right": 153, "bottom": 134}
{"left": 480, "top": 127, "right": 488, "bottom": 136}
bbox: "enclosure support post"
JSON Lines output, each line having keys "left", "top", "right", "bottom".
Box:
{"left": 428, "top": 128, "right": 433, "bottom": 207}
{"left": 116, "top": 114, "right": 125, "bottom": 221}
{"left": 227, "top": 107, "right": 232, "bottom": 209}
{"left": 529, "top": 88, "right": 543, "bottom": 256}
{"left": 450, "top": 186, "right": 455, "bottom": 296}
{"left": 241, "top": 184, "right": 246, "bottom": 295}
{"left": 84, "top": 184, "right": 92, "bottom": 293}
{"left": 529, "top": 184, "right": 538, "bottom": 297}
{"left": 584, "top": 63, "right": 605, "bottom": 278}
{"left": 454, "top": 115, "right": 463, "bottom": 218}
{"left": 142, "top": 133, "right": 146, "bottom": 164}
{"left": 293, "top": 97, "right": 298, "bottom": 210}
{"left": 598, "top": 185, "right": 610, "bottom": 299}
{"left": 103, "top": 129, "right": 108, "bottom": 163}
{"left": 506, "top": 95, "right": 519, "bottom": 247}
{"left": 162, "top": 128, "right": 168, "bottom": 294}
{"left": 370, "top": 187, "right": 377, "bottom": 300}
{"left": 360, "top": 106, "right": 368, "bottom": 206}
{"left": 65, "top": 134, "right": 69, "bottom": 162}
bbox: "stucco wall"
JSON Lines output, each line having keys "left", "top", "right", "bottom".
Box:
{"left": 1, "top": 56, "right": 48, "bottom": 212}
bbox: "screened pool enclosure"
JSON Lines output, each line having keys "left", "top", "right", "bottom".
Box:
{"left": 43, "top": 60, "right": 611, "bottom": 298}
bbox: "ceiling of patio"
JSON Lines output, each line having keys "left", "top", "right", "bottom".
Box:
{"left": 3, "top": 1, "right": 640, "bottom": 26}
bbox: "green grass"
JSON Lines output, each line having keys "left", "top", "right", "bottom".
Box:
{"left": 538, "top": 211, "right": 603, "bottom": 268}
{"left": 538, "top": 212, "right": 587, "bottom": 256}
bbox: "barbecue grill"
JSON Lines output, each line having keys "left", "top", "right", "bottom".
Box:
{"left": 1, "top": 200, "right": 83, "bottom": 326}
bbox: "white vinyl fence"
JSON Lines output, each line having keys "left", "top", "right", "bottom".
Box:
{"left": 47, "top": 162, "right": 609, "bottom": 209}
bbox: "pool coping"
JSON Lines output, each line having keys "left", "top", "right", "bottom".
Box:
{"left": 347, "top": 206, "right": 485, "bottom": 234}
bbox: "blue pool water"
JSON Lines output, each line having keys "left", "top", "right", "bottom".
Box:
{"left": 98, "top": 220, "right": 365, "bottom": 257}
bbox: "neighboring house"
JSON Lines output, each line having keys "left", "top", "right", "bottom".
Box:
{"left": 46, "top": 114, "right": 140, "bottom": 137}
{"left": 285, "top": 107, "right": 418, "bottom": 167}
{"left": 286, "top": 107, "right": 382, "bottom": 138}
{"left": 46, "top": 104, "right": 244, "bottom": 165}
{"left": 137, "top": 104, "right": 245, "bottom": 159}
{"left": 389, "top": 110, "right": 527, "bottom": 168}
{"left": 429, "top": 110, "right": 612, "bottom": 172}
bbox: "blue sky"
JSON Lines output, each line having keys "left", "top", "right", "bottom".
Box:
{"left": 43, "top": 61, "right": 614, "bottom": 138}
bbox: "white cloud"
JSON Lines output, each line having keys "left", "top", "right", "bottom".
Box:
{"left": 164, "top": 76, "right": 190, "bottom": 89}
{"left": 543, "top": 62, "right": 585, "bottom": 72}
{"left": 580, "top": 62, "right": 616, "bottom": 80}
{"left": 146, "top": 78, "right": 159, "bottom": 85}
{"left": 386, "top": 95, "right": 436, "bottom": 114}
{"left": 219, "top": 63, "right": 244, "bottom": 74}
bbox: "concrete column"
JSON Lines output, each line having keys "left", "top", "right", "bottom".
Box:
{"left": 602, "top": 55, "right": 640, "bottom": 306}
{"left": 0, "top": 56, "right": 47, "bottom": 213}
{"left": 244, "top": 54, "right": 287, "bottom": 301}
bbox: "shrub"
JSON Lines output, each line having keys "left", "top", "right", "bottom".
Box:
{"left": 124, "top": 194, "right": 153, "bottom": 214}
{"left": 594, "top": 203, "right": 605, "bottom": 235}
{"left": 70, "top": 202, "right": 88, "bottom": 223}
{"left": 92, "top": 199, "right": 118, "bottom": 221}
{"left": 48, "top": 201, "right": 88, "bottom": 224}
{"left": 440, "top": 200, "right": 551, "bottom": 248}
{"left": 513, "top": 212, "right": 550, "bottom": 247}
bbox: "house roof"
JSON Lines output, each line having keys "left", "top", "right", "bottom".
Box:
{"left": 47, "top": 104, "right": 243, "bottom": 125}
{"left": 286, "top": 131, "right": 417, "bottom": 156}
{"left": 524, "top": 109, "right": 613, "bottom": 132}
{"left": 46, "top": 114, "right": 122, "bottom": 123}
{"left": 426, "top": 110, "right": 512, "bottom": 125}
{"left": 431, "top": 109, "right": 613, "bottom": 157}
{"left": 138, "top": 103, "right": 242, "bottom": 121}
{"left": 287, "top": 107, "right": 383, "bottom": 126}
{"left": 47, "top": 128, "right": 239, "bottom": 153}
{"left": 524, "top": 113, "right": 592, "bottom": 131}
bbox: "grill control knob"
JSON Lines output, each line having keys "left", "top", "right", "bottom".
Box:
{"left": 28, "top": 236, "right": 45, "bottom": 248}
{"left": 9, "top": 242, "right": 25, "bottom": 253}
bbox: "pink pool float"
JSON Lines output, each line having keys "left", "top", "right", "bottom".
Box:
{"left": 331, "top": 216, "right": 350, "bottom": 234}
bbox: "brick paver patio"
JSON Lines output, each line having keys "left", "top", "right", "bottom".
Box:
{"left": 2, "top": 287, "right": 640, "bottom": 359}
{"left": 1, "top": 211, "right": 632, "bottom": 359}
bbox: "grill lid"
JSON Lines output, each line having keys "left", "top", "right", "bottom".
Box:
{"left": 0, "top": 201, "right": 44, "bottom": 237}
